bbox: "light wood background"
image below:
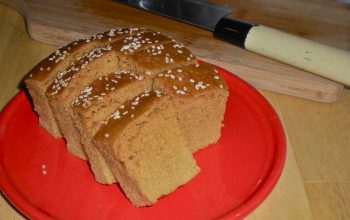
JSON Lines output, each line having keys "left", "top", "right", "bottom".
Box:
{"left": 0, "top": 0, "right": 349, "bottom": 103}
{"left": 0, "top": 3, "right": 349, "bottom": 220}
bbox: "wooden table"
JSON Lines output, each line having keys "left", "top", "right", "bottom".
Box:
{"left": 0, "top": 3, "right": 349, "bottom": 219}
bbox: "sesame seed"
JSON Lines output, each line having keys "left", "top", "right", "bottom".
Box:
{"left": 214, "top": 75, "right": 220, "bottom": 80}
{"left": 105, "top": 133, "right": 110, "bottom": 138}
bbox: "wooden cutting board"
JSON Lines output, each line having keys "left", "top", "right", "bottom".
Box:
{"left": 2, "top": 0, "right": 349, "bottom": 102}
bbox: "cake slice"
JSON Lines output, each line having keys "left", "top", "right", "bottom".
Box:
{"left": 25, "top": 28, "right": 145, "bottom": 137}
{"left": 46, "top": 31, "right": 172, "bottom": 159}
{"left": 153, "top": 63, "right": 229, "bottom": 152}
{"left": 72, "top": 70, "right": 153, "bottom": 184}
{"left": 93, "top": 91, "right": 200, "bottom": 206}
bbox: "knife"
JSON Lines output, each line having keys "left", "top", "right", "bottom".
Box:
{"left": 114, "top": 0, "right": 350, "bottom": 86}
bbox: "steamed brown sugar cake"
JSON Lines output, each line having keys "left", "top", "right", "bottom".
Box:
{"left": 153, "top": 63, "right": 229, "bottom": 152}
{"left": 24, "top": 27, "right": 229, "bottom": 207}
{"left": 71, "top": 33, "right": 197, "bottom": 183}
{"left": 25, "top": 28, "right": 145, "bottom": 138}
{"left": 93, "top": 91, "right": 200, "bottom": 207}
{"left": 72, "top": 70, "right": 153, "bottom": 184}
{"left": 46, "top": 30, "right": 172, "bottom": 159}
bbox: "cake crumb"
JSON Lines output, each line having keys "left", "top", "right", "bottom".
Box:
{"left": 41, "top": 164, "right": 48, "bottom": 175}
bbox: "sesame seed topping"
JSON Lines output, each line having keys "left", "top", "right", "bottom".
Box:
{"left": 72, "top": 70, "right": 141, "bottom": 108}
{"left": 105, "top": 133, "right": 110, "bottom": 138}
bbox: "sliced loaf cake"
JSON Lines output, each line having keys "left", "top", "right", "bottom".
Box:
{"left": 46, "top": 31, "right": 173, "bottom": 159}
{"left": 25, "top": 28, "right": 145, "bottom": 138}
{"left": 25, "top": 28, "right": 229, "bottom": 207}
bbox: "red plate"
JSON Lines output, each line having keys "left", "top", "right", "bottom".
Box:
{"left": 0, "top": 67, "right": 286, "bottom": 220}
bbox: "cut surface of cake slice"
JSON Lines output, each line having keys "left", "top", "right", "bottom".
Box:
{"left": 25, "top": 28, "right": 145, "bottom": 137}
{"left": 153, "top": 63, "right": 229, "bottom": 152}
{"left": 72, "top": 70, "right": 153, "bottom": 184}
{"left": 93, "top": 91, "right": 200, "bottom": 206}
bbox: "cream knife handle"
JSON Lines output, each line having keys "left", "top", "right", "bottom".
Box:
{"left": 214, "top": 18, "right": 350, "bottom": 86}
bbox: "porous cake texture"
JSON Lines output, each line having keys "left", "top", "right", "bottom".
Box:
{"left": 154, "top": 63, "right": 228, "bottom": 152}
{"left": 25, "top": 27, "right": 228, "bottom": 206}
{"left": 94, "top": 91, "right": 200, "bottom": 206}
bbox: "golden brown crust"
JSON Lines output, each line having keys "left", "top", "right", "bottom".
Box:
{"left": 26, "top": 28, "right": 147, "bottom": 82}
{"left": 154, "top": 63, "right": 227, "bottom": 98}
{"left": 111, "top": 31, "right": 172, "bottom": 55}
{"left": 46, "top": 45, "right": 114, "bottom": 96}
{"left": 72, "top": 70, "right": 146, "bottom": 110}
{"left": 45, "top": 30, "right": 171, "bottom": 97}
{"left": 126, "top": 39, "right": 197, "bottom": 76}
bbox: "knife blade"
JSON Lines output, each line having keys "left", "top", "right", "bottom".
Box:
{"left": 114, "top": 0, "right": 350, "bottom": 86}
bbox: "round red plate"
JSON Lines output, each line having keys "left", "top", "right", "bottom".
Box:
{"left": 0, "top": 67, "right": 286, "bottom": 220}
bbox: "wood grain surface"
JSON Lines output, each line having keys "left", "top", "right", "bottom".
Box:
{"left": 0, "top": 3, "right": 350, "bottom": 220}
{"left": 1, "top": 0, "right": 349, "bottom": 102}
